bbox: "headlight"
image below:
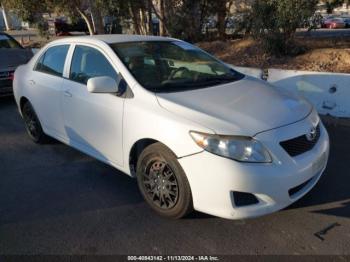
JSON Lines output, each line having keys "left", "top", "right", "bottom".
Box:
{"left": 190, "top": 131, "right": 272, "bottom": 163}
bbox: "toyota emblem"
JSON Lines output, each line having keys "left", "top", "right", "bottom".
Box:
{"left": 306, "top": 126, "right": 317, "bottom": 141}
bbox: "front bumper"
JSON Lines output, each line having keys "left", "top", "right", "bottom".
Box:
{"left": 179, "top": 115, "right": 330, "bottom": 220}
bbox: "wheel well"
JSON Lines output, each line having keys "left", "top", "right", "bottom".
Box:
{"left": 19, "top": 97, "right": 29, "bottom": 113}
{"left": 129, "top": 139, "right": 159, "bottom": 177}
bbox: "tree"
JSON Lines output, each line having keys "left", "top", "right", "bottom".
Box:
{"left": 98, "top": 0, "right": 154, "bottom": 35}
{"left": 157, "top": 0, "right": 166, "bottom": 35}
{"left": 249, "top": 0, "right": 318, "bottom": 55}
{"left": 45, "top": 0, "right": 99, "bottom": 35}
{"left": 89, "top": 0, "right": 104, "bottom": 34}
{"left": 150, "top": 0, "right": 214, "bottom": 42}
{"left": 127, "top": 0, "right": 151, "bottom": 34}
{"left": 216, "top": 0, "right": 228, "bottom": 39}
{"left": 2, "top": 0, "right": 237, "bottom": 41}
{"left": 2, "top": 0, "right": 101, "bottom": 35}
{"left": 1, "top": 0, "right": 47, "bottom": 24}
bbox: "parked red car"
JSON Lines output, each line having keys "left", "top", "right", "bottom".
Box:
{"left": 323, "top": 18, "right": 346, "bottom": 29}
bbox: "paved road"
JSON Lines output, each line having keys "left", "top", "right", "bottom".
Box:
{"left": 0, "top": 96, "right": 349, "bottom": 255}
{"left": 297, "top": 28, "right": 350, "bottom": 38}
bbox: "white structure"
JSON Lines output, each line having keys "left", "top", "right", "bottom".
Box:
{"left": 317, "top": 2, "right": 350, "bottom": 15}
{"left": 333, "top": 3, "right": 350, "bottom": 15}
{"left": 268, "top": 69, "right": 350, "bottom": 118}
{"left": 233, "top": 66, "right": 350, "bottom": 119}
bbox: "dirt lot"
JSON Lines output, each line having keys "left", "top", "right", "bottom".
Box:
{"left": 197, "top": 37, "right": 350, "bottom": 73}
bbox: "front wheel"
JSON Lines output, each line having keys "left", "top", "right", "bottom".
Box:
{"left": 136, "top": 143, "right": 193, "bottom": 219}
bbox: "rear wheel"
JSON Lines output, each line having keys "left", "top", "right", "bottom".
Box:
{"left": 136, "top": 143, "right": 193, "bottom": 219}
{"left": 22, "top": 101, "right": 49, "bottom": 144}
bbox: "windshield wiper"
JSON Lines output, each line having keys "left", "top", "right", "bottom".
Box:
{"left": 150, "top": 81, "right": 197, "bottom": 92}
{"left": 148, "top": 74, "right": 242, "bottom": 93}
{"left": 197, "top": 74, "right": 241, "bottom": 83}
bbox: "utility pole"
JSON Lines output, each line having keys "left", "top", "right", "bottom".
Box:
{"left": 1, "top": 3, "right": 10, "bottom": 31}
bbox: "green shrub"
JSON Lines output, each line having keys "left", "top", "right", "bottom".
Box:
{"left": 36, "top": 20, "right": 50, "bottom": 39}
{"left": 249, "top": 0, "right": 318, "bottom": 55}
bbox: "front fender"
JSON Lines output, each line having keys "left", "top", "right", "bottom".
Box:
{"left": 122, "top": 92, "right": 213, "bottom": 175}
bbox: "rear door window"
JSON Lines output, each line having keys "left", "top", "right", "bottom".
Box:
{"left": 35, "top": 45, "right": 70, "bottom": 77}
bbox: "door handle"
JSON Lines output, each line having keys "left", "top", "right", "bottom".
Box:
{"left": 28, "top": 80, "right": 36, "bottom": 85}
{"left": 64, "top": 90, "right": 72, "bottom": 97}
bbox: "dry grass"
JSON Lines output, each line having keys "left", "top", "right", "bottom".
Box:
{"left": 197, "top": 37, "right": 350, "bottom": 73}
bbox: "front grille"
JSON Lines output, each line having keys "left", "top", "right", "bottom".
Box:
{"left": 280, "top": 124, "right": 321, "bottom": 157}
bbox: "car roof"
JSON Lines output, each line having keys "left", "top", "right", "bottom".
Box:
{"left": 51, "top": 34, "right": 178, "bottom": 45}
{"left": 0, "top": 31, "right": 23, "bottom": 46}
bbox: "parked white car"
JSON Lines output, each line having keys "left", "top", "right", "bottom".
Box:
{"left": 13, "top": 35, "right": 330, "bottom": 220}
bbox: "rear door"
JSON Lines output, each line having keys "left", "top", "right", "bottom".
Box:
{"left": 30, "top": 44, "right": 70, "bottom": 138}
{"left": 61, "top": 44, "right": 124, "bottom": 167}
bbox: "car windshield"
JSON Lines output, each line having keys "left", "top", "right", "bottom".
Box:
{"left": 0, "top": 34, "right": 22, "bottom": 49}
{"left": 110, "top": 41, "right": 244, "bottom": 92}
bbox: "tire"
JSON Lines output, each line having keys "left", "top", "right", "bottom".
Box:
{"left": 136, "top": 143, "right": 193, "bottom": 219}
{"left": 22, "top": 101, "right": 49, "bottom": 144}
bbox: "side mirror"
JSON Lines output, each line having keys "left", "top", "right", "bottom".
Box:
{"left": 87, "top": 76, "right": 120, "bottom": 94}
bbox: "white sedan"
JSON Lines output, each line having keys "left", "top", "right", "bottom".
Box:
{"left": 13, "top": 35, "right": 329, "bottom": 220}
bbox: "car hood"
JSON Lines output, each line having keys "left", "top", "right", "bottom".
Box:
{"left": 0, "top": 48, "right": 33, "bottom": 72}
{"left": 156, "top": 77, "right": 312, "bottom": 136}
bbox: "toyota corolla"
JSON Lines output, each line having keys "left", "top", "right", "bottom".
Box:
{"left": 13, "top": 35, "right": 329, "bottom": 220}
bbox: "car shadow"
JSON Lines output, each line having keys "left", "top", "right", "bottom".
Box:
{"left": 0, "top": 99, "right": 144, "bottom": 225}
{"left": 0, "top": 156, "right": 144, "bottom": 226}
